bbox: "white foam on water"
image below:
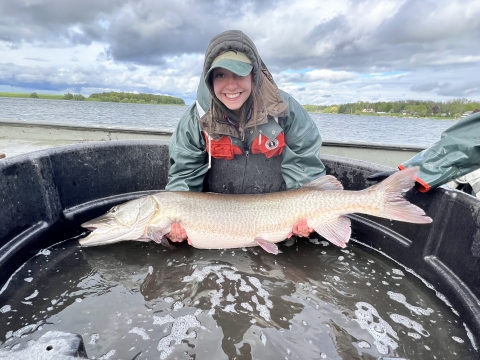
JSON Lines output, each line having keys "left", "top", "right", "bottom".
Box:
{"left": 89, "top": 333, "right": 100, "bottom": 345}
{"left": 153, "top": 314, "right": 175, "bottom": 325}
{"left": 260, "top": 332, "right": 267, "bottom": 345}
{"left": 226, "top": 293, "right": 235, "bottom": 302}
{"left": 24, "top": 290, "right": 38, "bottom": 300}
{"left": 223, "top": 270, "right": 241, "bottom": 282}
{"left": 37, "top": 249, "right": 51, "bottom": 256}
{"left": 157, "top": 314, "right": 202, "bottom": 359}
{"left": 239, "top": 278, "right": 253, "bottom": 292}
{"left": 351, "top": 239, "right": 459, "bottom": 314}
{"left": 129, "top": 327, "right": 150, "bottom": 340}
{"left": 251, "top": 295, "right": 271, "bottom": 322}
{"left": 164, "top": 297, "right": 174, "bottom": 303}
{"left": 148, "top": 266, "right": 153, "bottom": 274}
{"left": 24, "top": 277, "right": 33, "bottom": 282}
{"left": 11, "top": 321, "right": 43, "bottom": 337}
{"left": 224, "top": 304, "right": 236, "bottom": 313}
{"left": 408, "top": 332, "right": 421, "bottom": 339}
{"left": 241, "top": 302, "right": 253, "bottom": 312}
{"left": 463, "top": 323, "right": 478, "bottom": 351}
{"left": 357, "top": 341, "right": 370, "bottom": 348}
{"left": 392, "top": 268, "right": 405, "bottom": 276}
{"left": 173, "top": 301, "right": 184, "bottom": 311}
{"left": 210, "top": 289, "right": 223, "bottom": 308}
{"left": 99, "top": 349, "right": 116, "bottom": 359}
{"left": 354, "top": 302, "right": 398, "bottom": 354}
{"left": 0, "top": 305, "right": 11, "bottom": 313}
{"left": 452, "top": 336, "right": 464, "bottom": 343}
{"left": 390, "top": 314, "right": 429, "bottom": 337}
{"left": 387, "top": 291, "right": 434, "bottom": 316}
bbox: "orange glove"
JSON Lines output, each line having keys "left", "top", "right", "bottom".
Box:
{"left": 166, "top": 223, "right": 191, "bottom": 245}
{"left": 289, "top": 218, "right": 313, "bottom": 238}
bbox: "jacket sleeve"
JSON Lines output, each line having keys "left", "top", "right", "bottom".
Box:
{"left": 279, "top": 91, "right": 326, "bottom": 189}
{"left": 165, "top": 104, "right": 209, "bottom": 192}
{"left": 399, "top": 112, "right": 480, "bottom": 192}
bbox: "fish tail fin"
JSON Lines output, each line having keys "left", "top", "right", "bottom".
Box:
{"left": 369, "top": 167, "right": 432, "bottom": 224}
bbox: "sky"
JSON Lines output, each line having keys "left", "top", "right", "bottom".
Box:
{"left": 1, "top": 0, "right": 480, "bottom": 106}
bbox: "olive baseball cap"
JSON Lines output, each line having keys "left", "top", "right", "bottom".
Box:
{"left": 206, "top": 50, "right": 253, "bottom": 79}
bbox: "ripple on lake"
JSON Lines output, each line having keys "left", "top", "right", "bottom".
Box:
{"left": 0, "top": 97, "right": 457, "bottom": 147}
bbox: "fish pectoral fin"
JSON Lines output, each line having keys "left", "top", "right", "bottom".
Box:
{"left": 147, "top": 227, "right": 175, "bottom": 249}
{"left": 313, "top": 216, "right": 351, "bottom": 248}
{"left": 255, "top": 238, "right": 279, "bottom": 255}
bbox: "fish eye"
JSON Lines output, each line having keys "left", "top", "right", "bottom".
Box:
{"left": 110, "top": 206, "right": 118, "bottom": 213}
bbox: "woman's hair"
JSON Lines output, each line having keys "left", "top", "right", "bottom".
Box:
{"left": 249, "top": 77, "right": 261, "bottom": 127}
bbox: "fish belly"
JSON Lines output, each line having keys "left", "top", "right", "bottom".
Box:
{"left": 186, "top": 228, "right": 292, "bottom": 249}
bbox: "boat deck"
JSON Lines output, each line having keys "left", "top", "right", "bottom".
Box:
{"left": 0, "top": 119, "right": 425, "bottom": 167}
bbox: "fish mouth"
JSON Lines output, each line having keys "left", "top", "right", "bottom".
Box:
{"left": 79, "top": 228, "right": 132, "bottom": 247}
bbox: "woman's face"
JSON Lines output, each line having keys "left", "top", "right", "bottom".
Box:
{"left": 212, "top": 68, "right": 252, "bottom": 114}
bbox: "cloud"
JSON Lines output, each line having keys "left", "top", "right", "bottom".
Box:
{"left": 278, "top": 69, "right": 358, "bottom": 84}
{"left": 0, "top": 0, "right": 479, "bottom": 105}
{"left": 411, "top": 82, "right": 440, "bottom": 92}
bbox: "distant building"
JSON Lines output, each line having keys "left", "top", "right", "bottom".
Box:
{"left": 461, "top": 111, "right": 473, "bottom": 118}
{"left": 362, "top": 108, "right": 374, "bottom": 113}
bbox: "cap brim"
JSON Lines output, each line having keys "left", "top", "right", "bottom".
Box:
{"left": 206, "top": 59, "right": 253, "bottom": 79}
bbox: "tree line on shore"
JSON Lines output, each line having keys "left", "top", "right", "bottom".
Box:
{"left": 27, "top": 91, "right": 185, "bottom": 105}
{"left": 303, "top": 98, "right": 480, "bottom": 118}
{"left": 87, "top": 92, "right": 185, "bottom": 105}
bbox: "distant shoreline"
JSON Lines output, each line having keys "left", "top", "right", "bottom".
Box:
{"left": 0, "top": 92, "right": 462, "bottom": 119}
{"left": 307, "top": 111, "right": 458, "bottom": 121}
{"left": 0, "top": 92, "right": 187, "bottom": 106}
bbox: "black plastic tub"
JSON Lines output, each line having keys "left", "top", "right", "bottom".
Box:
{"left": 1, "top": 140, "right": 479, "bottom": 357}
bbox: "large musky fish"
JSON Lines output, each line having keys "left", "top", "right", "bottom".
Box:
{"left": 79, "top": 167, "right": 432, "bottom": 254}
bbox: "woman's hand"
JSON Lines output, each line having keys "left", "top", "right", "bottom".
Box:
{"left": 289, "top": 218, "right": 313, "bottom": 238}
{"left": 166, "top": 223, "right": 191, "bottom": 245}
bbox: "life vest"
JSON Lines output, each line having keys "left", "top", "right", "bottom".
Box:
{"left": 203, "top": 116, "right": 285, "bottom": 160}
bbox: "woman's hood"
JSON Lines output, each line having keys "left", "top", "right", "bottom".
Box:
{"left": 197, "top": 30, "right": 288, "bottom": 120}
{"left": 203, "top": 30, "right": 263, "bottom": 89}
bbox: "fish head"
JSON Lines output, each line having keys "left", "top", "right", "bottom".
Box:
{"left": 79, "top": 196, "right": 157, "bottom": 246}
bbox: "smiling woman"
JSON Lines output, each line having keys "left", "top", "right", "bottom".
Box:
{"left": 165, "top": 30, "right": 327, "bottom": 245}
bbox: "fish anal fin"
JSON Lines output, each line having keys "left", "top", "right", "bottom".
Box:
{"left": 314, "top": 216, "right": 351, "bottom": 248}
{"left": 302, "top": 176, "right": 344, "bottom": 191}
{"left": 255, "top": 238, "right": 279, "bottom": 255}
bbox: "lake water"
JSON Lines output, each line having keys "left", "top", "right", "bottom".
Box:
{"left": 0, "top": 236, "right": 476, "bottom": 359}
{"left": 0, "top": 97, "right": 457, "bottom": 147}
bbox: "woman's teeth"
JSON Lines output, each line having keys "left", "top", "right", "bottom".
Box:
{"left": 225, "top": 93, "right": 240, "bottom": 99}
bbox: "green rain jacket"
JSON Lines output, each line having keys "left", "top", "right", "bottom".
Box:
{"left": 400, "top": 111, "right": 480, "bottom": 192}
{"left": 166, "top": 30, "right": 325, "bottom": 192}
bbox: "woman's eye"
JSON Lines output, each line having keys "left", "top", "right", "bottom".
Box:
{"left": 214, "top": 73, "right": 225, "bottom": 78}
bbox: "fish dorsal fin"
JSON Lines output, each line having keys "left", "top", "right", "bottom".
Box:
{"left": 302, "top": 175, "right": 343, "bottom": 191}
{"left": 313, "top": 216, "right": 351, "bottom": 248}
